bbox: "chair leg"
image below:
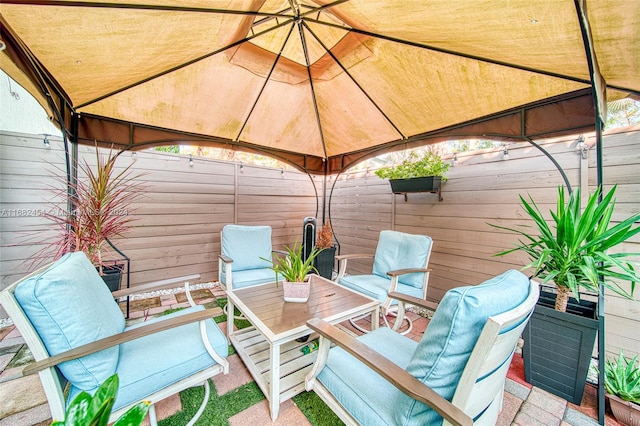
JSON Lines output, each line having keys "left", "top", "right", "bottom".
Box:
{"left": 185, "top": 380, "right": 210, "bottom": 426}
{"left": 222, "top": 302, "right": 247, "bottom": 321}
{"left": 382, "top": 311, "right": 412, "bottom": 335}
{"left": 348, "top": 310, "right": 412, "bottom": 335}
{"left": 148, "top": 404, "right": 158, "bottom": 426}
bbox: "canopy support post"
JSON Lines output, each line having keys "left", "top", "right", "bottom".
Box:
{"left": 524, "top": 137, "right": 572, "bottom": 193}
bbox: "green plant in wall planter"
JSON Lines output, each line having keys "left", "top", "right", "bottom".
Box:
{"left": 374, "top": 151, "right": 450, "bottom": 199}
{"left": 52, "top": 374, "right": 149, "bottom": 426}
{"left": 491, "top": 185, "right": 640, "bottom": 404}
{"left": 603, "top": 350, "right": 640, "bottom": 425}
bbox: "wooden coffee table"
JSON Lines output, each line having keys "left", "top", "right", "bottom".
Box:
{"left": 225, "top": 274, "right": 379, "bottom": 420}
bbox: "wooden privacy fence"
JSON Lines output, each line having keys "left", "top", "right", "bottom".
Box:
{"left": 329, "top": 126, "right": 639, "bottom": 360}
{"left": 0, "top": 132, "right": 318, "bottom": 289}
{"left": 1, "top": 127, "right": 638, "bottom": 359}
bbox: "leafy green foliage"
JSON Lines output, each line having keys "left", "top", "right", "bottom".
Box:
{"left": 154, "top": 146, "right": 180, "bottom": 154}
{"left": 262, "top": 243, "right": 323, "bottom": 283}
{"left": 292, "top": 391, "right": 344, "bottom": 425}
{"left": 374, "top": 151, "right": 450, "bottom": 180}
{"left": 604, "top": 350, "right": 640, "bottom": 404}
{"left": 491, "top": 185, "right": 640, "bottom": 303}
{"left": 52, "top": 374, "right": 149, "bottom": 426}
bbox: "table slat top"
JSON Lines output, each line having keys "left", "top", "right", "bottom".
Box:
{"left": 228, "top": 275, "right": 378, "bottom": 339}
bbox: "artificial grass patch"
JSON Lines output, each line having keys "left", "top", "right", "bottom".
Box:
{"left": 158, "top": 381, "right": 264, "bottom": 426}
{"left": 293, "top": 391, "right": 345, "bottom": 426}
{"left": 157, "top": 379, "right": 343, "bottom": 426}
{"left": 215, "top": 298, "right": 252, "bottom": 329}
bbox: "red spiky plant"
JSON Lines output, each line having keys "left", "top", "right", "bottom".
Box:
{"left": 39, "top": 146, "right": 145, "bottom": 274}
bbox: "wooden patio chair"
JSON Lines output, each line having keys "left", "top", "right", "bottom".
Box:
{"left": 335, "top": 230, "right": 432, "bottom": 334}
{"left": 305, "top": 269, "right": 539, "bottom": 426}
{"left": 0, "top": 252, "right": 229, "bottom": 426}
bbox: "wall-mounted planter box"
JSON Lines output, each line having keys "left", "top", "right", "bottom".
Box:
{"left": 522, "top": 290, "right": 598, "bottom": 405}
{"left": 389, "top": 176, "right": 442, "bottom": 201}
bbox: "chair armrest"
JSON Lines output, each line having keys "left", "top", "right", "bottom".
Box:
{"left": 388, "top": 291, "right": 439, "bottom": 311}
{"left": 219, "top": 254, "right": 233, "bottom": 264}
{"left": 111, "top": 274, "right": 201, "bottom": 299}
{"left": 387, "top": 268, "right": 431, "bottom": 277}
{"left": 23, "top": 306, "right": 223, "bottom": 376}
{"left": 335, "top": 253, "right": 373, "bottom": 261}
{"left": 306, "top": 318, "right": 472, "bottom": 426}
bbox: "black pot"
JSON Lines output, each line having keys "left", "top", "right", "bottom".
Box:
{"left": 523, "top": 289, "right": 598, "bottom": 405}
{"left": 314, "top": 247, "right": 336, "bottom": 280}
{"left": 389, "top": 176, "right": 441, "bottom": 194}
{"left": 100, "top": 264, "right": 123, "bottom": 292}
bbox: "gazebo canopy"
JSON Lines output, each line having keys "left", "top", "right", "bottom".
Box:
{"left": 1, "top": 0, "right": 638, "bottom": 174}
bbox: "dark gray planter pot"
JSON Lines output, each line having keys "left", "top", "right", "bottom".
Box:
{"left": 523, "top": 290, "right": 598, "bottom": 405}
{"left": 100, "top": 264, "right": 123, "bottom": 292}
{"left": 389, "top": 176, "right": 441, "bottom": 194}
{"left": 314, "top": 247, "right": 336, "bottom": 280}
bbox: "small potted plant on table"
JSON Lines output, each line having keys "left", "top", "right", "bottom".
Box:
{"left": 266, "top": 243, "right": 323, "bottom": 303}
{"left": 374, "top": 151, "right": 449, "bottom": 200}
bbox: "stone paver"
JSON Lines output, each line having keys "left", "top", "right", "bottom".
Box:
{"left": 506, "top": 378, "right": 533, "bottom": 401}
{"left": 515, "top": 400, "right": 563, "bottom": 426}
{"left": 527, "top": 387, "right": 568, "bottom": 418}
{"left": 0, "top": 354, "right": 13, "bottom": 373}
{"left": 0, "top": 403, "right": 50, "bottom": 426}
{"left": 498, "top": 391, "right": 525, "bottom": 426}
{"left": 141, "top": 394, "right": 182, "bottom": 426}
{"left": 0, "top": 374, "right": 47, "bottom": 419}
{"left": 212, "top": 354, "right": 253, "bottom": 396}
{"left": 228, "top": 398, "right": 311, "bottom": 426}
{"left": 563, "top": 407, "right": 600, "bottom": 426}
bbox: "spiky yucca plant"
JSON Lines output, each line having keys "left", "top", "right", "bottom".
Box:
{"left": 492, "top": 185, "right": 640, "bottom": 312}
{"left": 264, "top": 243, "right": 322, "bottom": 284}
{"left": 42, "top": 146, "right": 144, "bottom": 274}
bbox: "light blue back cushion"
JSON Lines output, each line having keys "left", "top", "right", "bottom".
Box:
{"left": 372, "top": 230, "right": 432, "bottom": 289}
{"left": 14, "top": 252, "right": 124, "bottom": 391}
{"left": 222, "top": 225, "right": 272, "bottom": 271}
{"left": 395, "top": 269, "right": 530, "bottom": 425}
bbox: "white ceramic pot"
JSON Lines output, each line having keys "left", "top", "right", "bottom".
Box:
{"left": 282, "top": 280, "right": 310, "bottom": 303}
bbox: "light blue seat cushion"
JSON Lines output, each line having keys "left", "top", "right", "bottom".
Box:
{"left": 14, "top": 252, "right": 124, "bottom": 391}
{"left": 67, "top": 305, "right": 229, "bottom": 410}
{"left": 317, "top": 327, "right": 418, "bottom": 425}
{"left": 221, "top": 225, "right": 273, "bottom": 287}
{"left": 338, "top": 274, "right": 424, "bottom": 304}
{"left": 395, "top": 269, "right": 530, "bottom": 425}
{"left": 372, "top": 231, "right": 432, "bottom": 289}
{"left": 228, "top": 268, "right": 275, "bottom": 289}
